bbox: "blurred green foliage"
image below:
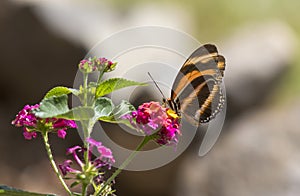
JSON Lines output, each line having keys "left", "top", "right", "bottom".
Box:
{"left": 107, "top": 0, "right": 300, "bottom": 104}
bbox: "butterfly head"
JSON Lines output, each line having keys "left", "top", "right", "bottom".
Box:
{"left": 164, "top": 98, "right": 181, "bottom": 117}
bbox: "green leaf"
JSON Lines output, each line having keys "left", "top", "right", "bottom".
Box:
{"left": 44, "top": 86, "right": 77, "bottom": 99}
{"left": 0, "top": 185, "right": 55, "bottom": 196}
{"left": 99, "top": 116, "right": 135, "bottom": 129}
{"left": 98, "top": 115, "right": 115, "bottom": 122}
{"left": 96, "top": 78, "right": 147, "bottom": 98}
{"left": 33, "top": 95, "right": 94, "bottom": 120}
{"left": 70, "top": 181, "right": 80, "bottom": 188}
{"left": 94, "top": 97, "right": 114, "bottom": 120}
{"left": 33, "top": 95, "right": 69, "bottom": 118}
{"left": 111, "top": 100, "right": 135, "bottom": 119}
{"left": 57, "top": 106, "right": 95, "bottom": 120}
{"left": 98, "top": 101, "right": 135, "bottom": 129}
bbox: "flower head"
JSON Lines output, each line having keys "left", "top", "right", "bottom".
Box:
{"left": 53, "top": 118, "right": 77, "bottom": 139}
{"left": 123, "top": 101, "right": 181, "bottom": 146}
{"left": 12, "top": 104, "right": 77, "bottom": 140}
{"left": 59, "top": 160, "right": 80, "bottom": 176}
{"left": 97, "top": 57, "right": 117, "bottom": 72}
{"left": 12, "top": 104, "right": 39, "bottom": 127}
{"left": 59, "top": 138, "right": 115, "bottom": 187}
{"left": 78, "top": 57, "right": 117, "bottom": 73}
{"left": 78, "top": 58, "right": 97, "bottom": 73}
{"left": 87, "top": 138, "right": 115, "bottom": 169}
{"left": 23, "top": 128, "right": 37, "bottom": 140}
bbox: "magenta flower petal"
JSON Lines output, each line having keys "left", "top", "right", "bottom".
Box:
{"left": 97, "top": 145, "right": 114, "bottom": 160}
{"left": 86, "top": 138, "right": 102, "bottom": 148}
{"left": 66, "top": 146, "right": 82, "bottom": 154}
{"left": 59, "top": 160, "right": 72, "bottom": 176}
{"left": 122, "top": 101, "right": 181, "bottom": 146}
{"left": 66, "top": 146, "right": 83, "bottom": 167}
{"left": 53, "top": 119, "right": 77, "bottom": 129}
{"left": 57, "top": 129, "right": 67, "bottom": 139}
{"left": 66, "top": 120, "right": 77, "bottom": 128}
{"left": 99, "top": 57, "right": 108, "bottom": 64}
{"left": 58, "top": 160, "right": 80, "bottom": 176}
{"left": 87, "top": 138, "right": 115, "bottom": 168}
{"left": 13, "top": 104, "right": 77, "bottom": 140}
{"left": 22, "top": 128, "right": 37, "bottom": 140}
{"left": 12, "top": 104, "right": 39, "bottom": 127}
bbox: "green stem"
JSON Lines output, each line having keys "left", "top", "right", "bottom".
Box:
{"left": 42, "top": 132, "right": 72, "bottom": 196}
{"left": 81, "top": 121, "right": 91, "bottom": 162}
{"left": 81, "top": 71, "right": 91, "bottom": 164}
{"left": 82, "top": 183, "right": 88, "bottom": 196}
{"left": 96, "top": 69, "right": 105, "bottom": 85}
{"left": 82, "top": 71, "right": 96, "bottom": 195}
{"left": 96, "top": 136, "right": 152, "bottom": 196}
{"left": 83, "top": 73, "right": 88, "bottom": 107}
{"left": 81, "top": 122, "right": 95, "bottom": 196}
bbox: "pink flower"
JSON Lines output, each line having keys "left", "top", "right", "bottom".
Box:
{"left": 98, "top": 57, "right": 108, "bottom": 64}
{"left": 12, "top": 104, "right": 39, "bottom": 127}
{"left": 78, "top": 58, "right": 97, "bottom": 73}
{"left": 59, "top": 160, "right": 80, "bottom": 176}
{"left": 87, "top": 138, "right": 115, "bottom": 168}
{"left": 12, "top": 104, "right": 77, "bottom": 140}
{"left": 53, "top": 119, "right": 77, "bottom": 139}
{"left": 123, "top": 102, "right": 181, "bottom": 146}
{"left": 23, "top": 128, "right": 37, "bottom": 140}
{"left": 59, "top": 138, "right": 114, "bottom": 177}
{"left": 57, "top": 129, "right": 67, "bottom": 139}
{"left": 78, "top": 57, "right": 117, "bottom": 73}
{"left": 53, "top": 119, "right": 77, "bottom": 129}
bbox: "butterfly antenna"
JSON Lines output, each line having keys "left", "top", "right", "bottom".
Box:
{"left": 147, "top": 72, "right": 167, "bottom": 101}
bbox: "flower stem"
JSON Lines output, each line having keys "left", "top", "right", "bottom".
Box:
{"left": 96, "top": 69, "right": 105, "bottom": 85}
{"left": 96, "top": 136, "right": 152, "bottom": 196}
{"left": 42, "top": 132, "right": 72, "bottom": 196}
{"left": 82, "top": 183, "right": 88, "bottom": 196}
{"left": 83, "top": 73, "right": 88, "bottom": 107}
{"left": 82, "top": 71, "right": 96, "bottom": 195}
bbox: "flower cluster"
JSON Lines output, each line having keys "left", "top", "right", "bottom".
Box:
{"left": 123, "top": 101, "right": 181, "bottom": 146}
{"left": 12, "top": 104, "right": 77, "bottom": 140}
{"left": 78, "top": 57, "right": 117, "bottom": 73}
{"left": 59, "top": 138, "right": 115, "bottom": 185}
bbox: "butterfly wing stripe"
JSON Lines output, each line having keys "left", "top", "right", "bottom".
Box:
{"left": 197, "top": 83, "right": 219, "bottom": 116}
{"left": 186, "top": 44, "right": 218, "bottom": 61}
{"left": 171, "top": 45, "right": 223, "bottom": 101}
{"left": 172, "top": 54, "right": 225, "bottom": 100}
{"left": 196, "top": 85, "right": 225, "bottom": 123}
{"left": 181, "top": 55, "right": 225, "bottom": 75}
{"left": 181, "top": 81, "right": 224, "bottom": 124}
{"left": 171, "top": 69, "right": 217, "bottom": 100}
{"left": 166, "top": 44, "right": 226, "bottom": 125}
{"left": 180, "top": 80, "right": 208, "bottom": 112}
{"left": 182, "top": 44, "right": 218, "bottom": 68}
{"left": 217, "top": 55, "right": 225, "bottom": 76}
{"left": 183, "top": 53, "right": 218, "bottom": 68}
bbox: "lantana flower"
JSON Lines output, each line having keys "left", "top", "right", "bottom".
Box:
{"left": 123, "top": 101, "right": 181, "bottom": 146}
{"left": 12, "top": 104, "right": 77, "bottom": 140}
{"left": 78, "top": 57, "right": 117, "bottom": 73}
{"left": 59, "top": 138, "right": 115, "bottom": 185}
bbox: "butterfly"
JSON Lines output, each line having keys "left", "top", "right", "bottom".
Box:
{"left": 164, "top": 44, "right": 226, "bottom": 125}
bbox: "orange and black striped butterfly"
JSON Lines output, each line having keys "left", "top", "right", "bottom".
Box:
{"left": 165, "top": 44, "right": 226, "bottom": 125}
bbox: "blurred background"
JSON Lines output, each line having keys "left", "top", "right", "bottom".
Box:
{"left": 1, "top": 0, "right": 300, "bottom": 195}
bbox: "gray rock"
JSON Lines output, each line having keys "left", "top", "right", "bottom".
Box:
{"left": 175, "top": 101, "right": 300, "bottom": 196}
{"left": 221, "top": 21, "right": 296, "bottom": 117}
{"left": 0, "top": 1, "right": 84, "bottom": 193}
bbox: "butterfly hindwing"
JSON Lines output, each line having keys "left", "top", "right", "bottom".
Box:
{"left": 170, "top": 44, "right": 226, "bottom": 124}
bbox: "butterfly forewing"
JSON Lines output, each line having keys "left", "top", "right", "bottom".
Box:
{"left": 170, "top": 44, "right": 226, "bottom": 124}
